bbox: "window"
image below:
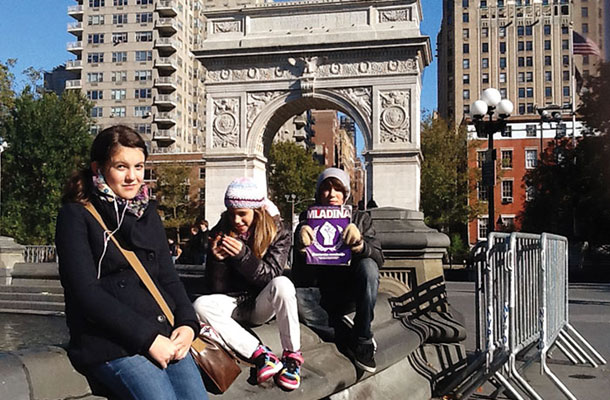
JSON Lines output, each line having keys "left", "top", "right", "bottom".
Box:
{"left": 526, "top": 124, "right": 537, "bottom": 137}
{"left": 112, "top": 32, "right": 128, "bottom": 44}
{"left": 501, "top": 150, "right": 513, "bottom": 168}
{"left": 526, "top": 87, "right": 533, "bottom": 98}
{"left": 499, "top": 26, "right": 506, "bottom": 37}
{"left": 526, "top": 41, "right": 533, "bottom": 51}
{"left": 556, "top": 123, "right": 567, "bottom": 138}
{"left": 135, "top": 31, "right": 153, "bottom": 42}
{"left": 525, "top": 185, "right": 535, "bottom": 202}
{"left": 499, "top": 72, "right": 507, "bottom": 83}
{"left": 87, "top": 52, "right": 104, "bottom": 63}
{"left": 463, "top": 89, "right": 470, "bottom": 100}
{"left": 500, "top": 57, "right": 507, "bottom": 68}
{"left": 87, "top": 90, "right": 103, "bottom": 100}
{"left": 136, "top": 124, "right": 152, "bottom": 135}
{"left": 562, "top": 26, "right": 569, "bottom": 35}
{"left": 134, "top": 106, "right": 151, "bottom": 117}
{"left": 136, "top": 12, "right": 153, "bottom": 23}
{"left": 482, "top": 27, "right": 489, "bottom": 37}
{"left": 518, "top": 41, "right": 524, "bottom": 51}
{"left": 88, "top": 15, "right": 105, "bottom": 25}
{"left": 87, "top": 72, "right": 103, "bottom": 82}
{"left": 501, "top": 126, "right": 512, "bottom": 137}
{"left": 582, "top": 23, "right": 589, "bottom": 34}
{"left": 526, "top": 57, "right": 533, "bottom": 67}
{"left": 501, "top": 180, "right": 513, "bottom": 203}
{"left": 500, "top": 216, "right": 515, "bottom": 230}
{"left": 562, "top": 39, "right": 569, "bottom": 50}
{"left": 563, "top": 55, "right": 570, "bottom": 66}
{"left": 517, "top": 26, "right": 524, "bottom": 36}
{"left": 111, "top": 107, "right": 126, "bottom": 117}
{"left": 478, "top": 218, "right": 489, "bottom": 240}
{"left": 463, "top": 43, "right": 470, "bottom": 54}
{"left": 114, "top": 0, "right": 128, "bottom": 5}
{"left": 87, "top": 33, "right": 104, "bottom": 44}
{"left": 545, "top": 56, "right": 552, "bottom": 66}
{"left": 527, "top": 103, "right": 534, "bottom": 114}
{"left": 135, "top": 88, "right": 152, "bottom": 99}
{"left": 525, "top": 149, "right": 538, "bottom": 169}
{"left": 199, "top": 168, "right": 206, "bottom": 180}
{"left": 112, "top": 52, "right": 128, "bottom": 62}
{"left": 111, "top": 70, "right": 127, "bottom": 82}
{"left": 544, "top": 24, "right": 551, "bottom": 35}
{"left": 525, "top": 25, "right": 532, "bottom": 35}
{"left": 199, "top": 188, "right": 205, "bottom": 201}
{"left": 581, "top": 7, "right": 588, "bottom": 17}
{"left": 463, "top": 13, "right": 469, "bottom": 22}
{"left": 89, "top": 0, "right": 104, "bottom": 7}
{"left": 463, "top": 104, "right": 470, "bottom": 114}
{"left": 482, "top": 43, "right": 489, "bottom": 53}
{"left": 519, "top": 87, "right": 525, "bottom": 98}
{"left": 463, "top": 59, "right": 470, "bottom": 69}
{"left": 476, "top": 150, "right": 488, "bottom": 168}
{"left": 477, "top": 182, "right": 489, "bottom": 202}
{"left": 545, "top": 86, "right": 552, "bottom": 97}
{"left": 463, "top": 28, "right": 469, "bottom": 38}
{"left": 500, "top": 42, "right": 506, "bottom": 54}
{"left": 518, "top": 57, "right": 525, "bottom": 67}
{"left": 91, "top": 107, "right": 103, "bottom": 118}
{"left": 136, "top": 0, "right": 153, "bottom": 4}
{"left": 563, "top": 86, "right": 570, "bottom": 97}
{"left": 482, "top": 58, "right": 489, "bottom": 68}
{"left": 90, "top": 125, "right": 101, "bottom": 135}
{"left": 544, "top": 71, "right": 552, "bottom": 81}
{"left": 482, "top": 73, "right": 489, "bottom": 84}
{"left": 583, "top": 55, "right": 589, "bottom": 65}
{"left": 111, "top": 89, "right": 126, "bottom": 100}
{"left": 500, "top": 88, "right": 507, "bottom": 99}
{"left": 519, "top": 103, "right": 526, "bottom": 115}
{"left": 112, "top": 14, "right": 128, "bottom": 24}
{"left": 135, "top": 50, "right": 153, "bottom": 61}
{"left": 526, "top": 72, "right": 533, "bottom": 82}
{"left": 463, "top": 74, "right": 470, "bottom": 84}
{"left": 544, "top": 40, "right": 551, "bottom": 50}
{"left": 135, "top": 70, "right": 152, "bottom": 81}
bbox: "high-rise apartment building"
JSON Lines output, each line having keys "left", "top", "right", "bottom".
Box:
{"left": 438, "top": 0, "right": 605, "bottom": 124}
{"left": 65, "top": 0, "right": 214, "bottom": 153}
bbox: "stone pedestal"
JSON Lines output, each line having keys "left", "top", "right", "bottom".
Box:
{"left": 0, "top": 236, "right": 25, "bottom": 285}
{"left": 369, "top": 207, "right": 450, "bottom": 288}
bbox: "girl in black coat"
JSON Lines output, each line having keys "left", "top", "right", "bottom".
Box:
{"left": 55, "top": 125, "right": 208, "bottom": 400}
{"left": 193, "top": 177, "right": 303, "bottom": 391}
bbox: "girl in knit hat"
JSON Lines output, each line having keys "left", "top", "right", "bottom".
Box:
{"left": 193, "top": 177, "right": 303, "bottom": 391}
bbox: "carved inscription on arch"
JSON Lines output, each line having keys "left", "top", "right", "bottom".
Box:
{"left": 379, "top": 90, "right": 410, "bottom": 143}
{"left": 212, "top": 98, "right": 240, "bottom": 148}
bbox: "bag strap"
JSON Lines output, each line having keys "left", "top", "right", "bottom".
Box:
{"left": 84, "top": 202, "right": 175, "bottom": 326}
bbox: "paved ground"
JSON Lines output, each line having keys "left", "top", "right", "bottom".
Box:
{"left": 446, "top": 280, "right": 610, "bottom": 400}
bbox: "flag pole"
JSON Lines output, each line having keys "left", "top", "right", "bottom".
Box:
{"left": 569, "top": 22, "right": 577, "bottom": 147}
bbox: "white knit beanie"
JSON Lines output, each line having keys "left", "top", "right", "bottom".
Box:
{"left": 224, "top": 177, "right": 266, "bottom": 209}
{"left": 315, "top": 167, "right": 351, "bottom": 202}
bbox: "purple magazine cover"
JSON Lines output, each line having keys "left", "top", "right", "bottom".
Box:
{"left": 304, "top": 205, "right": 352, "bottom": 266}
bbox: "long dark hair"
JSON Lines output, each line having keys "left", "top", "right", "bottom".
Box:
{"left": 62, "top": 125, "right": 148, "bottom": 204}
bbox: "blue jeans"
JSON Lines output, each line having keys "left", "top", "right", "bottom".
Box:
{"left": 89, "top": 353, "right": 208, "bottom": 400}
{"left": 319, "top": 257, "right": 380, "bottom": 342}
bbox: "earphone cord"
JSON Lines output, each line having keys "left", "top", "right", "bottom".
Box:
{"left": 97, "top": 200, "right": 129, "bottom": 279}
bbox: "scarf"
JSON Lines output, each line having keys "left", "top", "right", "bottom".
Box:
{"left": 92, "top": 173, "right": 149, "bottom": 219}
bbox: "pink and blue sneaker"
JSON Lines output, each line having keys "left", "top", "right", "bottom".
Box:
{"left": 276, "top": 350, "right": 304, "bottom": 391}
{"left": 252, "top": 345, "right": 283, "bottom": 384}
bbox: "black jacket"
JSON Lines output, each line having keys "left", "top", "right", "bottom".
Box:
{"left": 204, "top": 220, "right": 291, "bottom": 297}
{"left": 292, "top": 209, "right": 384, "bottom": 287}
{"left": 55, "top": 197, "right": 199, "bottom": 369}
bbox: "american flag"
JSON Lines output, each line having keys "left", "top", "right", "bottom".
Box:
{"left": 573, "top": 31, "right": 601, "bottom": 57}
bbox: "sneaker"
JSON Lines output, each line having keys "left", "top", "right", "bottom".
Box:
{"left": 341, "top": 315, "right": 378, "bottom": 352}
{"left": 252, "top": 345, "right": 283, "bottom": 383}
{"left": 347, "top": 341, "right": 376, "bottom": 373}
{"left": 276, "top": 350, "right": 304, "bottom": 391}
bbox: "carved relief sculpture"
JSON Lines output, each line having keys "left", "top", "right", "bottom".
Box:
{"left": 336, "top": 87, "right": 372, "bottom": 124}
{"left": 246, "top": 91, "right": 287, "bottom": 129}
{"left": 212, "top": 98, "right": 240, "bottom": 148}
{"left": 379, "top": 9, "right": 411, "bottom": 23}
{"left": 213, "top": 20, "right": 242, "bottom": 34}
{"left": 379, "top": 90, "right": 411, "bottom": 143}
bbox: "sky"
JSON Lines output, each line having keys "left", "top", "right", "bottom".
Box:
{"left": 0, "top": 0, "right": 443, "bottom": 154}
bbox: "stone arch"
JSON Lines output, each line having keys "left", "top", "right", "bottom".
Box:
{"left": 246, "top": 89, "right": 372, "bottom": 157}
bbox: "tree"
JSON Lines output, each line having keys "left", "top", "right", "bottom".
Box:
{"left": 0, "top": 87, "right": 92, "bottom": 244}
{"left": 267, "top": 141, "right": 324, "bottom": 218}
{"left": 0, "top": 59, "right": 16, "bottom": 119}
{"left": 155, "top": 164, "right": 199, "bottom": 241}
{"left": 578, "top": 61, "right": 610, "bottom": 135}
{"left": 420, "top": 116, "right": 470, "bottom": 262}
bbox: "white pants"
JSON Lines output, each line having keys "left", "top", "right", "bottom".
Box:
{"left": 193, "top": 276, "right": 301, "bottom": 359}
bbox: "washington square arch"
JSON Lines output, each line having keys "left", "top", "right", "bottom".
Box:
{"left": 194, "top": 0, "right": 431, "bottom": 221}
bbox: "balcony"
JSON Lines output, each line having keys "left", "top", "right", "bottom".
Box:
{"left": 67, "top": 5, "right": 83, "bottom": 20}
{"left": 154, "top": 18, "right": 179, "bottom": 35}
{"left": 154, "top": 38, "right": 180, "bottom": 53}
{"left": 153, "top": 129, "right": 177, "bottom": 147}
{"left": 154, "top": 112, "right": 177, "bottom": 126}
{"left": 67, "top": 41, "right": 83, "bottom": 54}
{"left": 155, "top": 0, "right": 178, "bottom": 17}
{"left": 153, "top": 94, "right": 178, "bottom": 109}
{"left": 154, "top": 57, "right": 178, "bottom": 72}
{"left": 65, "top": 60, "right": 83, "bottom": 70}
{"left": 65, "top": 79, "right": 82, "bottom": 89}
{"left": 67, "top": 21, "right": 83, "bottom": 35}
{"left": 153, "top": 77, "right": 177, "bottom": 91}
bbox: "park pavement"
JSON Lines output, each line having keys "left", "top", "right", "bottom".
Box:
{"left": 445, "top": 280, "right": 610, "bottom": 400}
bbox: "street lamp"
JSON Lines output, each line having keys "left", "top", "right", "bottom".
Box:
{"left": 284, "top": 193, "right": 297, "bottom": 232}
{"left": 536, "top": 105, "right": 567, "bottom": 161}
{"left": 0, "top": 137, "right": 8, "bottom": 221}
{"left": 471, "top": 88, "right": 514, "bottom": 235}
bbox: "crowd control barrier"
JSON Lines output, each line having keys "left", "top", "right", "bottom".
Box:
{"left": 452, "top": 232, "right": 606, "bottom": 400}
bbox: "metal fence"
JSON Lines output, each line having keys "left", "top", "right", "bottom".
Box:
{"left": 454, "top": 232, "right": 606, "bottom": 400}
{"left": 24, "top": 245, "right": 57, "bottom": 263}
